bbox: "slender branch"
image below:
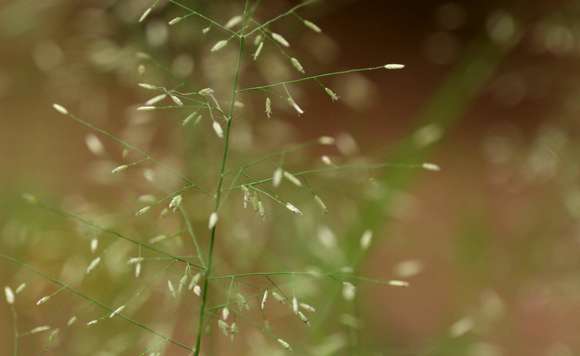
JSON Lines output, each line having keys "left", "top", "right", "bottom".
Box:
{"left": 245, "top": 0, "right": 319, "bottom": 37}
{"left": 238, "top": 65, "right": 385, "bottom": 92}
{"left": 168, "top": 0, "right": 240, "bottom": 37}
{"left": 10, "top": 305, "right": 18, "bottom": 356}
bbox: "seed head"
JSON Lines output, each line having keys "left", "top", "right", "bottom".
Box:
{"left": 86, "top": 257, "right": 101, "bottom": 274}
{"left": 360, "top": 230, "right": 373, "bottom": 250}
{"left": 422, "top": 162, "right": 441, "bottom": 171}
{"left": 285, "top": 202, "right": 303, "bottom": 215}
{"left": 290, "top": 57, "right": 305, "bottom": 74}
{"left": 225, "top": 15, "right": 243, "bottom": 29}
{"left": 253, "top": 41, "right": 264, "bottom": 61}
{"left": 85, "top": 134, "right": 105, "bottom": 156}
{"left": 272, "top": 168, "right": 283, "bottom": 187}
{"left": 265, "top": 97, "right": 272, "bottom": 118}
{"left": 212, "top": 121, "right": 224, "bottom": 138}
{"left": 168, "top": 17, "right": 184, "bottom": 26}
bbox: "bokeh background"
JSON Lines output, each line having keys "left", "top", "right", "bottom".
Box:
{"left": 1, "top": 0, "right": 580, "bottom": 355}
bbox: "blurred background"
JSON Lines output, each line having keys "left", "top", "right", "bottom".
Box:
{"left": 1, "top": 0, "right": 580, "bottom": 355}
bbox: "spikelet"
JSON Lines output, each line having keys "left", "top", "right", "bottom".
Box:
{"left": 285, "top": 202, "right": 303, "bottom": 215}
{"left": 271, "top": 33, "right": 290, "bottom": 47}
{"left": 52, "top": 103, "right": 68, "bottom": 115}
{"left": 422, "top": 162, "right": 441, "bottom": 171}
{"left": 342, "top": 282, "right": 356, "bottom": 301}
{"left": 303, "top": 19, "right": 322, "bottom": 33}
{"left": 4, "top": 286, "right": 15, "bottom": 304}
{"left": 213, "top": 121, "right": 224, "bottom": 138}
{"left": 225, "top": 15, "right": 243, "bottom": 29}
{"left": 15, "top": 283, "right": 26, "bottom": 294}
{"left": 388, "top": 280, "right": 410, "bottom": 287}
{"left": 109, "top": 305, "right": 126, "bottom": 318}
{"left": 168, "top": 17, "right": 184, "bottom": 26}
{"left": 253, "top": 41, "right": 264, "bottom": 61}
{"left": 211, "top": 40, "right": 228, "bottom": 52}
{"left": 287, "top": 97, "right": 304, "bottom": 115}
{"left": 314, "top": 195, "right": 328, "bottom": 213}
{"left": 290, "top": 57, "right": 305, "bottom": 74}
{"left": 384, "top": 63, "right": 405, "bottom": 70}
{"left": 111, "top": 165, "right": 129, "bottom": 174}
{"left": 283, "top": 171, "right": 302, "bottom": 187}
{"left": 265, "top": 97, "right": 272, "bottom": 118}
{"left": 85, "top": 134, "right": 105, "bottom": 156}
{"left": 86, "top": 257, "right": 101, "bottom": 274}
{"left": 360, "top": 230, "right": 373, "bottom": 250}
{"left": 260, "top": 290, "right": 269, "bottom": 310}
{"left": 208, "top": 212, "right": 219, "bottom": 230}
{"left": 277, "top": 338, "right": 292, "bottom": 351}
{"left": 272, "top": 168, "right": 283, "bottom": 187}
{"left": 169, "top": 194, "right": 182, "bottom": 212}
{"left": 318, "top": 136, "right": 335, "bottom": 145}
{"left": 324, "top": 87, "right": 339, "bottom": 102}
{"left": 36, "top": 295, "right": 51, "bottom": 306}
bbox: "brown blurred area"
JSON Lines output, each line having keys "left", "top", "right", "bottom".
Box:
{"left": 2, "top": 0, "right": 580, "bottom": 355}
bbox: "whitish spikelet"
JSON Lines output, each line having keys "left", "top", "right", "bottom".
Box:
{"left": 422, "top": 162, "right": 441, "bottom": 171}
{"left": 109, "top": 305, "right": 126, "bottom": 318}
{"left": 342, "top": 282, "right": 356, "bottom": 301}
{"left": 86, "top": 257, "right": 101, "bottom": 274}
{"left": 298, "top": 311, "right": 310, "bottom": 325}
{"left": 384, "top": 63, "right": 405, "bottom": 70}
{"left": 212, "top": 121, "right": 224, "bottom": 138}
{"left": 66, "top": 316, "right": 77, "bottom": 326}
{"left": 29, "top": 325, "right": 51, "bottom": 334}
{"left": 36, "top": 295, "right": 51, "bottom": 306}
{"left": 138, "top": 83, "right": 159, "bottom": 90}
{"left": 137, "top": 106, "right": 156, "bottom": 111}
{"left": 135, "top": 206, "right": 151, "bottom": 216}
{"left": 225, "top": 15, "right": 243, "bottom": 29}
{"left": 290, "top": 57, "right": 305, "bottom": 74}
{"left": 360, "top": 230, "right": 373, "bottom": 250}
{"left": 271, "top": 33, "right": 290, "bottom": 47}
{"left": 283, "top": 171, "right": 302, "bottom": 187}
{"left": 260, "top": 290, "right": 269, "bottom": 310}
{"left": 321, "top": 155, "right": 332, "bottom": 165}
{"left": 211, "top": 40, "right": 228, "bottom": 52}
{"left": 314, "top": 195, "right": 328, "bottom": 213}
{"left": 85, "top": 134, "right": 105, "bottom": 156}
{"left": 292, "top": 297, "right": 299, "bottom": 314}
{"left": 182, "top": 112, "right": 197, "bottom": 126}
{"left": 388, "top": 280, "right": 410, "bottom": 287}
{"left": 90, "top": 238, "right": 98, "bottom": 253}
{"left": 202, "top": 26, "right": 211, "bottom": 34}
{"left": 167, "top": 280, "right": 176, "bottom": 298}
{"left": 169, "top": 94, "right": 184, "bottom": 106}
{"left": 277, "top": 338, "right": 292, "bottom": 351}
{"left": 149, "top": 234, "right": 168, "bottom": 244}
{"left": 193, "top": 284, "right": 202, "bottom": 296}
{"left": 168, "top": 17, "right": 184, "bottom": 26}
{"left": 222, "top": 307, "right": 230, "bottom": 320}
{"left": 285, "top": 202, "right": 303, "bottom": 215}
{"left": 86, "top": 320, "right": 99, "bottom": 327}
{"left": 395, "top": 259, "right": 423, "bottom": 278}
{"left": 303, "top": 19, "right": 322, "bottom": 33}
{"left": 253, "top": 41, "right": 264, "bottom": 61}
{"left": 138, "top": 7, "right": 152, "bottom": 23}
{"left": 52, "top": 103, "right": 68, "bottom": 115}
{"left": 111, "top": 165, "right": 129, "bottom": 174}
{"left": 265, "top": 97, "right": 272, "bottom": 118}
{"left": 15, "top": 283, "right": 26, "bottom": 294}
{"left": 198, "top": 88, "right": 214, "bottom": 96}
{"left": 208, "top": 212, "right": 219, "bottom": 230}
{"left": 318, "top": 136, "right": 335, "bottom": 145}
{"left": 324, "top": 87, "right": 339, "bottom": 102}
{"left": 287, "top": 97, "right": 304, "bottom": 115}
{"left": 144, "top": 94, "right": 167, "bottom": 106}
{"left": 4, "top": 286, "right": 15, "bottom": 304}
{"left": 272, "top": 168, "right": 283, "bottom": 187}
{"left": 169, "top": 194, "right": 182, "bottom": 212}
{"left": 450, "top": 317, "right": 474, "bottom": 337}
{"left": 135, "top": 262, "right": 142, "bottom": 278}
{"left": 272, "top": 290, "right": 285, "bottom": 303}
{"left": 300, "top": 303, "right": 316, "bottom": 313}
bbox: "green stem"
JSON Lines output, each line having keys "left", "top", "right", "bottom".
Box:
{"left": 192, "top": 22, "right": 247, "bottom": 356}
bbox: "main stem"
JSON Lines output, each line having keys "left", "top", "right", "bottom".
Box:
{"left": 193, "top": 36, "right": 246, "bottom": 356}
